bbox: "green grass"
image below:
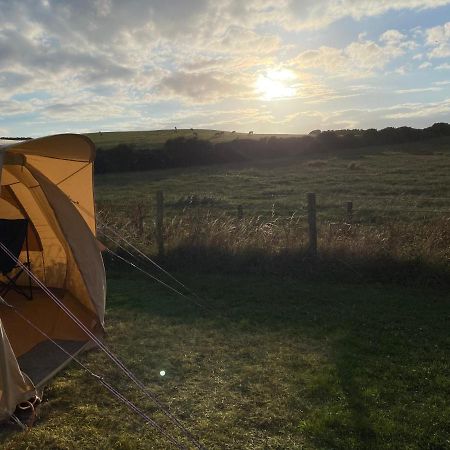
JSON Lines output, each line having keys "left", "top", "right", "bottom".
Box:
{"left": 2, "top": 135, "right": 450, "bottom": 448}
{"left": 95, "top": 137, "right": 450, "bottom": 224}
{"left": 1, "top": 270, "right": 449, "bottom": 449}
{"left": 86, "top": 129, "right": 297, "bottom": 150}
{"left": 91, "top": 137, "right": 450, "bottom": 290}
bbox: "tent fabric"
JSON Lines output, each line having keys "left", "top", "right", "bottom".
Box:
{"left": 0, "top": 320, "right": 36, "bottom": 421}
{"left": 4, "top": 134, "right": 95, "bottom": 162}
{"left": 28, "top": 166, "right": 105, "bottom": 321}
{"left": 0, "top": 134, "right": 105, "bottom": 421}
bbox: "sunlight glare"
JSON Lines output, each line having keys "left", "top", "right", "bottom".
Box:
{"left": 256, "top": 69, "right": 297, "bottom": 100}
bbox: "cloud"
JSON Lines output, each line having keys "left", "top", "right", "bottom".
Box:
{"left": 395, "top": 87, "right": 441, "bottom": 93}
{"left": 0, "top": 71, "right": 33, "bottom": 92}
{"left": 313, "top": 97, "right": 450, "bottom": 130}
{"left": 385, "top": 98, "right": 450, "bottom": 118}
{"left": 380, "top": 29, "right": 408, "bottom": 45}
{"left": 426, "top": 22, "right": 450, "bottom": 58}
{"left": 212, "top": 27, "right": 281, "bottom": 55}
{"left": 287, "top": 0, "right": 450, "bottom": 29}
{"left": 40, "top": 99, "right": 128, "bottom": 121}
{"left": 291, "top": 31, "right": 410, "bottom": 77}
{"left": 0, "top": 1, "right": 287, "bottom": 106}
{"left": 0, "top": 28, "right": 133, "bottom": 81}
{"left": 0, "top": 100, "right": 34, "bottom": 116}
{"left": 156, "top": 71, "right": 250, "bottom": 102}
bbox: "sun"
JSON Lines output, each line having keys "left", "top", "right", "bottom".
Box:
{"left": 255, "top": 69, "right": 297, "bottom": 100}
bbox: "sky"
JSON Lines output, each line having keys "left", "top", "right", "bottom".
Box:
{"left": 0, "top": 0, "right": 450, "bottom": 137}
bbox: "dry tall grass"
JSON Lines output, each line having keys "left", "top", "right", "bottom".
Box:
{"left": 97, "top": 205, "right": 450, "bottom": 285}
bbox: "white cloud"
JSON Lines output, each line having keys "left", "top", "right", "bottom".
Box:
{"left": 380, "top": 29, "right": 407, "bottom": 45}
{"left": 291, "top": 31, "right": 411, "bottom": 77}
{"left": 315, "top": 97, "right": 450, "bottom": 129}
{"left": 287, "top": 0, "right": 450, "bottom": 29}
{"left": 395, "top": 86, "right": 441, "bottom": 93}
{"left": 0, "top": 100, "right": 34, "bottom": 116}
{"left": 0, "top": 1, "right": 288, "bottom": 108}
{"left": 419, "top": 61, "right": 433, "bottom": 69}
{"left": 212, "top": 27, "right": 281, "bottom": 55}
{"left": 40, "top": 99, "right": 129, "bottom": 121}
{"left": 426, "top": 22, "right": 450, "bottom": 57}
{"left": 385, "top": 98, "right": 450, "bottom": 118}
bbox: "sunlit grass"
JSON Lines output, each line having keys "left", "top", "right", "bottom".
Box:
{"left": 1, "top": 272, "right": 448, "bottom": 449}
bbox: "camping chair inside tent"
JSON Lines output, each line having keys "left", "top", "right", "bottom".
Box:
{"left": 0, "top": 219, "right": 33, "bottom": 300}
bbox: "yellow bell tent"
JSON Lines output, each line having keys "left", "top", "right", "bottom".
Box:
{"left": 0, "top": 134, "right": 106, "bottom": 421}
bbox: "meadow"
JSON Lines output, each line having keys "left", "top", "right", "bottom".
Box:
{"left": 94, "top": 136, "right": 450, "bottom": 221}
{"left": 1, "top": 133, "right": 450, "bottom": 449}
{"left": 1, "top": 272, "right": 448, "bottom": 449}
{"left": 95, "top": 136, "right": 450, "bottom": 283}
{"left": 86, "top": 129, "right": 298, "bottom": 150}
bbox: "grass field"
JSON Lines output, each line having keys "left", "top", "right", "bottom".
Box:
{"left": 1, "top": 270, "right": 449, "bottom": 449}
{"left": 94, "top": 136, "right": 450, "bottom": 280}
{"left": 86, "top": 129, "right": 300, "bottom": 150}
{"left": 1, "top": 133, "right": 450, "bottom": 449}
{"left": 95, "top": 136, "right": 450, "bottom": 222}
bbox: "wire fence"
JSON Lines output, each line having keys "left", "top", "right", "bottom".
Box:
{"left": 96, "top": 190, "right": 450, "bottom": 263}
{"left": 97, "top": 191, "right": 450, "bottom": 227}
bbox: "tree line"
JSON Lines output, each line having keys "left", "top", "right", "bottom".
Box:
{"left": 94, "top": 122, "right": 450, "bottom": 174}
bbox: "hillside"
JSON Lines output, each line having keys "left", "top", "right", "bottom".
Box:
{"left": 86, "top": 129, "right": 300, "bottom": 150}
{"left": 86, "top": 123, "right": 450, "bottom": 174}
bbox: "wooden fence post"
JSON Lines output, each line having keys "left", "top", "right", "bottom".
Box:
{"left": 307, "top": 192, "right": 317, "bottom": 257}
{"left": 155, "top": 190, "right": 164, "bottom": 258}
{"left": 346, "top": 201, "right": 353, "bottom": 223}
